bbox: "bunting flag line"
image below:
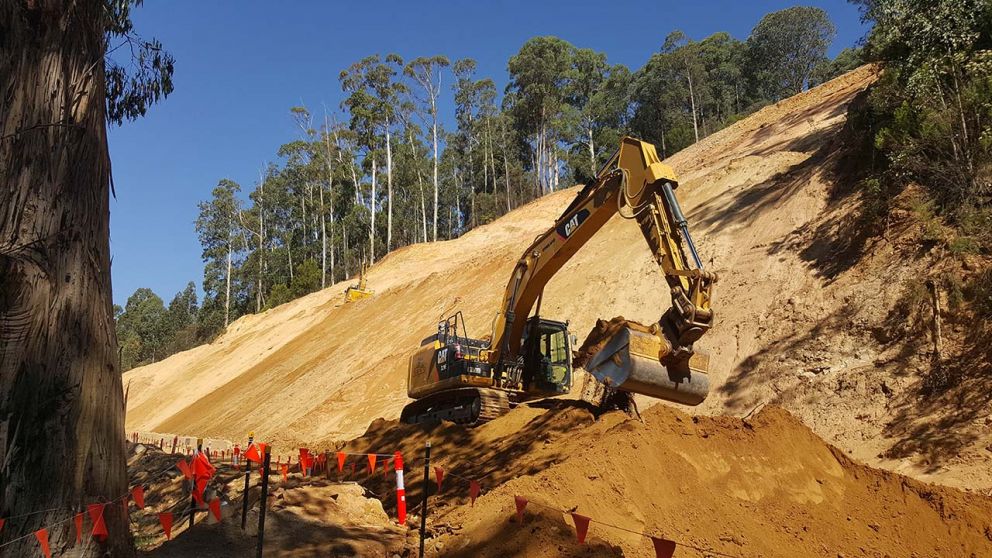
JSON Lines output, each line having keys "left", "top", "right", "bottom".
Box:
{"left": 245, "top": 442, "right": 266, "bottom": 464}
{"left": 382, "top": 458, "right": 390, "bottom": 478}
{"left": 74, "top": 512, "right": 83, "bottom": 544}
{"left": 281, "top": 464, "right": 289, "bottom": 482}
{"left": 337, "top": 452, "right": 346, "bottom": 473}
{"left": 469, "top": 480, "right": 481, "bottom": 506}
{"left": 193, "top": 478, "right": 208, "bottom": 507}
{"left": 132, "top": 485, "right": 145, "bottom": 509}
{"left": 651, "top": 537, "right": 677, "bottom": 558}
{"left": 193, "top": 452, "right": 216, "bottom": 480}
{"left": 571, "top": 513, "right": 591, "bottom": 544}
{"left": 367, "top": 453, "right": 377, "bottom": 475}
{"left": 514, "top": 496, "right": 528, "bottom": 523}
{"left": 176, "top": 459, "right": 192, "bottom": 480}
{"left": 87, "top": 503, "right": 107, "bottom": 541}
{"left": 209, "top": 498, "right": 222, "bottom": 522}
{"left": 434, "top": 467, "right": 444, "bottom": 493}
{"left": 34, "top": 528, "right": 50, "bottom": 558}
{"left": 159, "top": 512, "right": 173, "bottom": 540}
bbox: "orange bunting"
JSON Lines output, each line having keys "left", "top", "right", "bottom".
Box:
{"left": 132, "top": 485, "right": 145, "bottom": 509}
{"left": 87, "top": 503, "right": 107, "bottom": 540}
{"left": 382, "top": 458, "right": 390, "bottom": 478}
{"left": 74, "top": 512, "right": 83, "bottom": 544}
{"left": 35, "top": 528, "right": 51, "bottom": 558}
{"left": 651, "top": 537, "right": 677, "bottom": 558}
{"left": 193, "top": 452, "right": 216, "bottom": 480}
{"left": 209, "top": 498, "right": 222, "bottom": 522}
{"left": 245, "top": 442, "right": 266, "bottom": 464}
{"left": 337, "top": 451, "right": 346, "bottom": 473}
{"left": 571, "top": 513, "right": 591, "bottom": 544}
{"left": 159, "top": 512, "right": 173, "bottom": 539}
{"left": 514, "top": 496, "right": 528, "bottom": 522}
{"left": 176, "top": 459, "right": 192, "bottom": 480}
{"left": 469, "top": 481, "right": 481, "bottom": 506}
{"left": 193, "top": 478, "right": 208, "bottom": 507}
{"left": 367, "top": 454, "right": 377, "bottom": 474}
{"left": 281, "top": 463, "right": 289, "bottom": 482}
{"left": 434, "top": 467, "right": 444, "bottom": 493}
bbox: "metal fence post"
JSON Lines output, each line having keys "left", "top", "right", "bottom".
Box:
{"left": 419, "top": 441, "right": 431, "bottom": 558}
{"left": 256, "top": 445, "right": 272, "bottom": 558}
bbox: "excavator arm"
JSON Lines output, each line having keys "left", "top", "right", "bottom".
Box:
{"left": 486, "top": 136, "right": 716, "bottom": 404}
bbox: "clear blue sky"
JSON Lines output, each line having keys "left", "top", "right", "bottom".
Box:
{"left": 108, "top": 0, "right": 868, "bottom": 306}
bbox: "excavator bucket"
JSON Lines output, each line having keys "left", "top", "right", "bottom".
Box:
{"left": 574, "top": 317, "right": 709, "bottom": 406}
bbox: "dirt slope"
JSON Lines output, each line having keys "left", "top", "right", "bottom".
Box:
{"left": 338, "top": 402, "right": 992, "bottom": 558}
{"left": 125, "top": 65, "right": 989, "bottom": 490}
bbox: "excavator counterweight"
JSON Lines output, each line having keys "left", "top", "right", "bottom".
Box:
{"left": 401, "top": 137, "right": 716, "bottom": 425}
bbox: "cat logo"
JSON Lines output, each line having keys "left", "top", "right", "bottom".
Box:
{"left": 556, "top": 209, "right": 589, "bottom": 240}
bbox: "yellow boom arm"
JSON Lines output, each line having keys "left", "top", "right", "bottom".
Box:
{"left": 485, "top": 137, "right": 716, "bottom": 399}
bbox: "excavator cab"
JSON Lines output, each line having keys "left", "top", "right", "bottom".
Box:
{"left": 520, "top": 317, "right": 573, "bottom": 396}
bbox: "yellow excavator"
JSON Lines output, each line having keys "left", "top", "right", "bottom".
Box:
{"left": 401, "top": 137, "right": 716, "bottom": 424}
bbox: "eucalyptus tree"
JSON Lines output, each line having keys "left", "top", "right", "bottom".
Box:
{"left": 746, "top": 6, "right": 836, "bottom": 98}
{"left": 405, "top": 55, "right": 450, "bottom": 241}
{"left": 195, "top": 179, "right": 243, "bottom": 328}
{"left": 506, "top": 37, "right": 576, "bottom": 195}
{"left": 1, "top": 2, "right": 173, "bottom": 553}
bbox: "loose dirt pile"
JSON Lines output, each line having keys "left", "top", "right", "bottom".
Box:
{"left": 134, "top": 402, "right": 992, "bottom": 557}
{"left": 124, "top": 64, "right": 991, "bottom": 493}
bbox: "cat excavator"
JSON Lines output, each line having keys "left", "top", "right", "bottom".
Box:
{"left": 401, "top": 137, "right": 716, "bottom": 424}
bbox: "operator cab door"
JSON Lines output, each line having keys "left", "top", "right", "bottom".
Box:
{"left": 522, "top": 317, "right": 573, "bottom": 395}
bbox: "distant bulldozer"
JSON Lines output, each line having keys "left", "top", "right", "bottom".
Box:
{"left": 344, "top": 262, "right": 373, "bottom": 303}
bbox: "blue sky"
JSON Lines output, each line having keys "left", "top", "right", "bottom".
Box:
{"left": 108, "top": 0, "right": 868, "bottom": 306}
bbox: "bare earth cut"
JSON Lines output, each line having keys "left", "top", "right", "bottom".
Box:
{"left": 123, "top": 66, "right": 992, "bottom": 556}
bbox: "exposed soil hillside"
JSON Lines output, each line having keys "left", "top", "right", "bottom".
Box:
{"left": 124, "top": 65, "right": 991, "bottom": 492}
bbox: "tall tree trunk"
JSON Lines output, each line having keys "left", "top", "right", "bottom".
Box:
{"left": 686, "top": 67, "right": 699, "bottom": 143}
{"left": 319, "top": 181, "right": 327, "bottom": 288}
{"left": 385, "top": 125, "right": 393, "bottom": 252}
{"left": 502, "top": 123, "right": 512, "bottom": 212}
{"left": 369, "top": 155, "right": 377, "bottom": 263}
{"left": 431, "top": 100, "right": 439, "bottom": 242}
{"left": 0, "top": 2, "right": 133, "bottom": 556}
{"left": 225, "top": 218, "right": 232, "bottom": 327}
{"left": 587, "top": 127, "right": 596, "bottom": 178}
{"left": 408, "top": 130, "right": 429, "bottom": 243}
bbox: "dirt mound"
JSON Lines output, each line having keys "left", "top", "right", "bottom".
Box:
{"left": 124, "top": 65, "right": 992, "bottom": 491}
{"left": 338, "top": 403, "right": 992, "bottom": 557}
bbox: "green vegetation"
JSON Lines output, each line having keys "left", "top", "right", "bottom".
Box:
{"left": 852, "top": 0, "right": 992, "bottom": 237}
{"left": 116, "top": 5, "right": 861, "bottom": 371}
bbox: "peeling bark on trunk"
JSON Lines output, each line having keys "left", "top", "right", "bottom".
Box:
{"left": 0, "top": 2, "right": 133, "bottom": 556}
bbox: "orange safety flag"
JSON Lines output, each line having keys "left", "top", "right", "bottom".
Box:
{"left": 514, "top": 496, "right": 528, "bottom": 523}
{"left": 209, "top": 498, "right": 222, "bottom": 522}
{"left": 35, "top": 528, "right": 51, "bottom": 558}
{"left": 193, "top": 478, "right": 208, "bottom": 507}
{"left": 193, "top": 452, "right": 216, "bottom": 480}
{"left": 367, "top": 454, "right": 377, "bottom": 474}
{"left": 245, "top": 442, "right": 266, "bottom": 464}
{"left": 281, "top": 463, "right": 289, "bottom": 482}
{"left": 176, "top": 459, "right": 192, "bottom": 480}
{"left": 337, "top": 451, "right": 346, "bottom": 473}
{"left": 571, "top": 513, "right": 591, "bottom": 544}
{"left": 87, "top": 503, "right": 108, "bottom": 540}
{"left": 651, "top": 537, "right": 677, "bottom": 558}
{"left": 74, "top": 512, "right": 83, "bottom": 544}
{"left": 159, "top": 512, "right": 173, "bottom": 539}
{"left": 382, "top": 458, "right": 390, "bottom": 478}
{"left": 434, "top": 467, "right": 444, "bottom": 493}
{"left": 469, "top": 481, "right": 481, "bottom": 506}
{"left": 132, "top": 486, "right": 145, "bottom": 509}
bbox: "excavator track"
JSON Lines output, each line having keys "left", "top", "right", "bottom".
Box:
{"left": 400, "top": 387, "right": 510, "bottom": 426}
